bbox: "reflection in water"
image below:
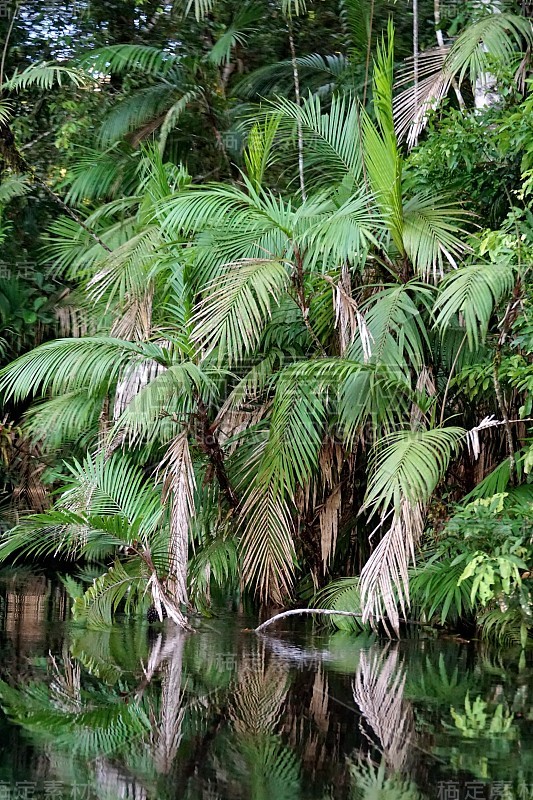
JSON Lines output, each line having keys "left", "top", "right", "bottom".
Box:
{"left": 0, "top": 570, "right": 67, "bottom": 657}
{"left": 0, "top": 574, "right": 531, "bottom": 800}
{"left": 353, "top": 644, "right": 414, "bottom": 771}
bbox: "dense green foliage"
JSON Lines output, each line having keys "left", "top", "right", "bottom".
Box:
{"left": 0, "top": 0, "right": 531, "bottom": 642}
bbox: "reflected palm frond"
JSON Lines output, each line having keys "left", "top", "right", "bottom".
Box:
{"left": 353, "top": 645, "right": 414, "bottom": 771}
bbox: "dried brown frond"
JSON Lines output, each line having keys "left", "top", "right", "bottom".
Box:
{"left": 319, "top": 484, "right": 342, "bottom": 574}
{"left": 325, "top": 268, "right": 373, "bottom": 359}
{"left": 113, "top": 356, "right": 166, "bottom": 421}
{"left": 11, "top": 436, "right": 49, "bottom": 514}
{"left": 111, "top": 286, "right": 154, "bottom": 341}
{"left": 55, "top": 288, "right": 90, "bottom": 338}
{"left": 359, "top": 499, "right": 424, "bottom": 636}
{"left": 158, "top": 431, "right": 196, "bottom": 608}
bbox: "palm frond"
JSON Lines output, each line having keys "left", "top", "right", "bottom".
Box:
{"left": 243, "top": 115, "right": 281, "bottom": 192}
{"left": 78, "top": 45, "right": 180, "bottom": 77}
{"left": 410, "top": 558, "right": 474, "bottom": 625}
{"left": 359, "top": 499, "right": 424, "bottom": 634}
{"left": 394, "top": 13, "right": 533, "bottom": 145}
{"left": 267, "top": 93, "right": 364, "bottom": 188}
{"left": 114, "top": 361, "right": 216, "bottom": 445}
{"left": 158, "top": 89, "right": 200, "bottom": 153}
{"left": 402, "top": 193, "right": 471, "bottom": 280}
{"left": 239, "top": 486, "right": 296, "bottom": 604}
{"left": 365, "top": 427, "right": 465, "bottom": 513}
{"left": 158, "top": 431, "right": 196, "bottom": 606}
{"left": 99, "top": 85, "right": 180, "bottom": 145}
{"left": 63, "top": 146, "right": 140, "bottom": 205}
{"left": 478, "top": 606, "right": 531, "bottom": 648}
{"left": 23, "top": 390, "right": 102, "bottom": 451}
{"left": 339, "top": 0, "right": 372, "bottom": 57}
{"left": 361, "top": 24, "right": 404, "bottom": 254}
{"left": 314, "top": 577, "right": 366, "bottom": 631}
{"left": 192, "top": 259, "right": 290, "bottom": 365}
{"left": 281, "top": 0, "right": 307, "bottom": 18}
{"left": 257, "top": 374, "right": 325, "bottom": 499}
{"left": 72, "top": 559, "right": 147, "bottom": 628}
{"left": 5, "top": 63, "right": 87, "bottom": 91}
{"left": 184, "top": 0, "right": 216, "bottom": 21}
{"left": 207, "top": 5, "right": 262, "bottom": 66}
{"left": 60, "top": 452, "right": 163, "bottom": 532}
{"left": 361, "top": 426, "right": 465, "bottom": 632}
{"left": 434, "top": 261, "right": 516, "bottom": 348}
{"left": 298, "top": 189, "right": 378, "bottom": 270}
{"left": 0, "top": 173, "right": 32, "bottom": 203}
{"left": 0, "top": 101, "right": 12, "bottom": 125}
{"left": 348, "top": 282, "right": 433, "bottom": 373}
{"left": 236, "top": 53, "right": 350, "bottom": 101}
{"left": 0, "top": 338, "right": 171, "bottom": 402}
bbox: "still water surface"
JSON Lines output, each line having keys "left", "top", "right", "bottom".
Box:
{"left": 0, "top": 570, "right": 531, "bottom": 800}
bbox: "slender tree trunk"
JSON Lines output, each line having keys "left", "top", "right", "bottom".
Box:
{"left": 288, "top": 20, "right": 306, "bottom": 202}
{"left": 413, "top": 0, "right": 419, "bottom": 117}
{"left": 362, "top": 0, "right": 375, "bottom": 109}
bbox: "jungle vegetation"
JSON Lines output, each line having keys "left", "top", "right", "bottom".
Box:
{"left": 0, "top": 0, "right": 531, "bottom": 642}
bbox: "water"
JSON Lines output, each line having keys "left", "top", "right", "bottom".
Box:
{"left": 0, "top": 569, "right": 531, "bottom": 800}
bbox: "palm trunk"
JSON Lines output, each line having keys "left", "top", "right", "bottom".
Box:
{"left": 288, "top": 21, "right": 306, "bottom": 202}
{"left": 413, "top": 0, "right": 419, "bottom": 118}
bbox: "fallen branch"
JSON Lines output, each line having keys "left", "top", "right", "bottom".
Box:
{"left": 254, "top": 608, "right": 363, "bottom": 633}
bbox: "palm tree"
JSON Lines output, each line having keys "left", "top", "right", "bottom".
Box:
{"left": 0, "top": 21, "right": 530, "bottom": 636}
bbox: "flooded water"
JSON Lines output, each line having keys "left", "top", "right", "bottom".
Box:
{"left": 0, "top": 569, "right": 531, "bottom": 800}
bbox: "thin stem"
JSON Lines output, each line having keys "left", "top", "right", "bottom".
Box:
{"left": 493, "top": 342, "right": 516, "bottom": 484}
{"left": 0, "top": 3, "right": 18, "bottom": 89}
{"left": 292, "top": 245, "right": 327, "bottom": 355}
{"left": 434, "top": 0, "right": 464, "bottom": 109}
{"left": 413, "top": 0, "right": 419, "bottom": 117}
{"left": 194, "top": 396, "right": 239, "bottom": 510}
{"left": 362, "top": 0, "right": 375, "bottom": 109}
{"left": 288, "top": 20, "right": 306, "bottom": 202}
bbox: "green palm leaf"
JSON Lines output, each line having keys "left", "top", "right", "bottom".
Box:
{"left": 72, "top": 559, "right": 147, "bottom": 628}
{"left": 0, "top": 338, "right": 171, "bottom": 401}
{"left": 239, "top": 486, "right": 296, "bottom": 603}
{"left": 78, "top": 45, "right": 180, "bottom": 78}
{"left": 402, "top": 193, "right": 471, "bottom": 279}
{"left": 434, "top": 262, "right": 516, "bottom": 348}
{"left": 361, "top": 25, "right": 404, "bottom": 254}
{"left": 60, "top": 452, "right": 163, "bottom": 530}
{"left": 192, "top": 259, "right": 290, "bottom": 365}
{"left": 257, "top": 375, "right": 326, "bottom": 498}
{"left": 365, "top": 427, "right": 465, "bottom": 513}
{"left": 5, "top": 62, "right": 87, "bottom": 90}
{"left": 267, "top": 93, "right": 364, "bottom": 188}
{"left": 23, "top": 390, "right": 103, "bottom": 451}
